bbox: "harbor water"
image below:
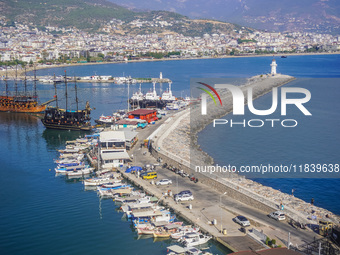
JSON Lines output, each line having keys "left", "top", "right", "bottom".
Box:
{"left": 1, "top": 55, "right": 340, "bottom": 254}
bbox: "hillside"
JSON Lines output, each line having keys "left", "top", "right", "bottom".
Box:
{"left": 108, "top": 0, "right": 340, "bottom": 34}
{"left": 0, "top": 0, "right": 249, "bottom": 36}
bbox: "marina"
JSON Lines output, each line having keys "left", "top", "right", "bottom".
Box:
{"left": 1, "top": 56, "right": 340, "bottom": 255}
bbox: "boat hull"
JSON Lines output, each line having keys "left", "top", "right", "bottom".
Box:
{"left": 0, "top": 96, "right": 46, "bottom": 113}
{"left": 41, "top": 120, "right": 92, "bottom": 131}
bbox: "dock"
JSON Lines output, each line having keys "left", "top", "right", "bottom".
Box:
{"left": 6, "top": 76, "right": 171, "bottom": 84}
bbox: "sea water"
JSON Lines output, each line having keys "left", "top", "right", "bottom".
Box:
{"left": 1, "top": 55, "right": 339, "bottom": 254}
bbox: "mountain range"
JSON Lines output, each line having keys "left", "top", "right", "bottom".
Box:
{"left": 0, "top": 0, "right": 248, "bottom": 36}
{"left": 108, "top": 0, "right": 340, "bottom": 34}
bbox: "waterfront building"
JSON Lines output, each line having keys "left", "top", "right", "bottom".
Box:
{"left": 99, "top": 131, "right": 130, "bottom": 168}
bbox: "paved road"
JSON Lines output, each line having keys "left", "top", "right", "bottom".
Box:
{"left": 128, "top": 112, "right": 320, "bottom": 247}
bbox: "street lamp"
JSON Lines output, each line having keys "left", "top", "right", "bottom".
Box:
{"left": 176, "top": 174, "right": 178, "bottom": 195}
{"left": 220, "top": 192, "right": 227, "bottom": 233}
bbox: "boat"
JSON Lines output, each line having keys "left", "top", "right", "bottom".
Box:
{"left": 54, "top": 163, "right": 86, "bottom": 173}
{"left": 161, "top": 82, "right": 176, "bottom": 101}
{"left": 152, "top": 229, "right": 171, "bottom": 238}
{"left": 41, "top": 72, "right": 93, "bottom": 131}
{"left": 83, "top": 177, "right": 121, "bottom": 186}
{"left": 137, "top": 226, "right": 155, "bottom": 235}
{"left": 166, "top": 102, "right": 179, "bottom": 110}
{"left": 94, "top": 114, "right": 117, "bottom": 126}
{"left": 0, "top": 67, "right": 52, "bottom": 113}
{"left": 179, "top": 232, "right": 212, "bottom": 247}
{"left": 66, "top": 167, "right": 94, "bottom": 177}
{"left": 166, "top": 245, "right": 207, "bottom": 255}
{"left": 171, "top": 225, "right": 200, "bottom": 240}
{"left": 281, "top": 56, "right": 287, "bottom": 58}
{"left": 129, "top": 84, "right": 144, "bottom": 108}
{"left": 129, "top": 82, "right": 168, "bottom": 109}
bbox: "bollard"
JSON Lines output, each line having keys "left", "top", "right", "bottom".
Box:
{"left": 223, "top": 229, "right": 227, "bottom": 235}
{"left": 188, "top": 204, "right": 192, "bottom": 210}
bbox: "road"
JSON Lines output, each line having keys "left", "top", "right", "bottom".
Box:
{"left": 127, "top": 111, "right": 321, "bottom": 248}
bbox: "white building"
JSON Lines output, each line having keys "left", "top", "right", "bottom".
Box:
{"left": 99, "top": 131, "right": 130, "bottom": 169}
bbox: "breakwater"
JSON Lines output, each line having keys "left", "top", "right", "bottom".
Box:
{"left": 150, "top": 74, "right": 340, "bottom": 226}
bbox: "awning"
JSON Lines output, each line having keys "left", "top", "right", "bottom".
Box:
{"left": 132, "top": 210, "right": 163, "bottom": 218}
{"left": 101, "top": 151, "right": 130, "bottom": 160}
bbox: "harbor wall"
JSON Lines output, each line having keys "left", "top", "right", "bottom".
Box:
{"left": 151, "top": 74, "right": 303, "bottom": 221}
{"left": 151, "top": 147, "right": 277, "bottom": 214}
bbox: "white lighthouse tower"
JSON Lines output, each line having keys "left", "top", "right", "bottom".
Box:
{"left": 270, "top": 59, "right": 277, "bottom": 75}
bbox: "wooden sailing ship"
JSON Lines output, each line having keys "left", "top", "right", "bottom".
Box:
{"left": 0, "top": 66, "right": 48, "bottom": 113}
{"left": 41, "top": 72, "right": 92, "bottom": 131}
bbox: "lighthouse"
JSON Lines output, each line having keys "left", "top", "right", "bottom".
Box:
{"left": 270, "top": 59, "right": 277, "bottom": 75}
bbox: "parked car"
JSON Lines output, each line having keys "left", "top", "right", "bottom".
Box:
{"left": 177, "top": 190, "right": 192, "bottom": 196}
{"left": 142, "top": 171, "right": 157, "bottom": 180}
{"left": 175, "top": 193, "right": 194, "bottom": 202}
{"left": 156, "top": 179, "right": 172, "bottom": 185}
{"left": 269, "top": 211, "right": 286, "bottom": 221}
{"left": 234, "top": 215, "right": 250, "bottom": 227}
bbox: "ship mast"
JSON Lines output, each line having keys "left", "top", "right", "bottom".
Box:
{"left": 64, "top": 70, "right": 68, "bottom": 111}
{"left": 5, "top": 66, "right": 8, "bottom": 97}
{"left": 127, "top": 79, "right": 130, "bottom": 112}
{"left": 74, "top": 76, "right": 78, "bottom": 112}
{"left": 24, "top": 66, "right": 27, "bottom": 95}
{"left": 15, "top": 65, "right": 18, "bottom": 96}
{"left": 53, "top": 73, "right": 58, "bottom": 109}
{"left": 33, "top": 65, "right": 37, "bottom": 98}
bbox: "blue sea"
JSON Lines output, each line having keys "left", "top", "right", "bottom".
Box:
{"left": 0, "top": 55, "right": 339, "bottom": 254}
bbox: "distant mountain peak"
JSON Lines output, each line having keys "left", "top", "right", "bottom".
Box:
{"left": 108, "top": 0, "right": 340, "bottom": 34}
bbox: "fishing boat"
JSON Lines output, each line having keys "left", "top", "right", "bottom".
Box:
{"left": 54, "top": 163, "right": 86, "bottom": 173}
{"left": 66, "top": 167, "right": 94, "bottom": 177}
{"left": 83, "top": 177, "right": 121, "bottom": 186}
{"left": 152, "top": 229, "right": 171, "bottom": 238}
{"left": 41, "top": 72, "right": 92, "bottom": 131}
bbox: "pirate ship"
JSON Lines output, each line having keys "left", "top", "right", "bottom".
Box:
{"left": 41, "top": 72, "right": 92, "bottom": 131}
{"left": 0, "top": 67, "right": 48, "bottom": 113}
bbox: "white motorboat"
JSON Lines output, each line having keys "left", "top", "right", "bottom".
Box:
{"left": 179, "top": 232, "right": 211, "bottom": 247}
{"left": 83, "top": 177, "right": 121, "bottom": 186}
{"left": 66, "top": 167, "right": 94, "bottom": 177}
{"left": 170, "top": 225, "right": 200, "bottom": 240}
{"left": 55, "top": 163, "right": 86, "bottom": 173}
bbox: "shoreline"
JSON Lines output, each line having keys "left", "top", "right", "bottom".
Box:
{"left": 2, "top": 51, "right": 340, "bottom": 77}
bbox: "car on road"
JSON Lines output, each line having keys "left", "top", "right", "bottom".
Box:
{"left": 269, "top": 211, "right": 286, "bottom": 221}
{"left": 233, "top": 215, "right": 250, "bottom": 227}
{"left": 156, "top": 179, "right": 172, "bottom": 185}
{"left": 175, "top": 193, "right": 194, "bottom": 202}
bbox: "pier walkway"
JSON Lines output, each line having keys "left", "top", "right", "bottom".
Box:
{"left": 124, "top": 106, "right": 323, "bottom": 252}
